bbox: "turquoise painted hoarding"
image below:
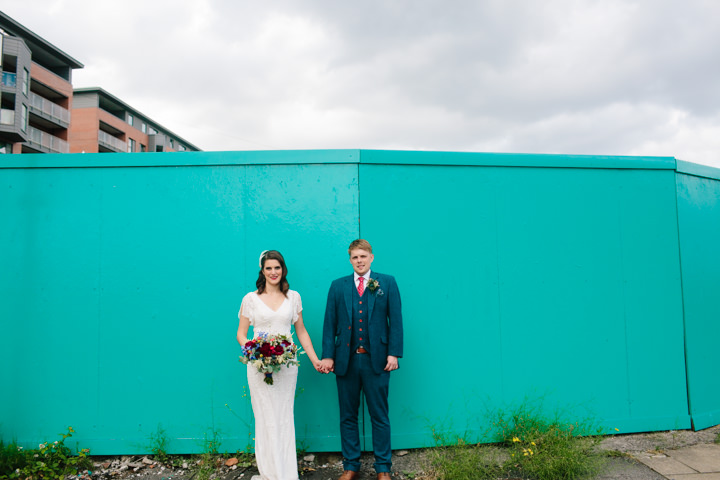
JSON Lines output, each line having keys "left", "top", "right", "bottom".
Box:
{"left": 0, "top": 149, "right": 717, "bottom": 455}
{"left": 676, "top": 161, "right": 720, "bottom": 430}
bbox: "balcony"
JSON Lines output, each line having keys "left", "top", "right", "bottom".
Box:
{"left": 98, "top": 130, "right": 126, "bottom": 152}
{"left": 1, "top": 72, "right": 17, "bottom": 88}
{"left": 25, "top": 126, "right": 69, "bottom": 154}
{"left": 28, "top": 92, "right": 70, "bottom": 128}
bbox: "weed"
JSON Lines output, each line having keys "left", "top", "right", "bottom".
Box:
{"left": 430, "top": 401, "right": 606, "bottom": 480}
{"left": 493, "top": 403, "right": 605, "bottom": 480}
{"left": 603, "top": 449, "right": 629, "bottom": 458}
{"left": 146, "top": 423, "right": 171, "bottom": 464}
{"left": 716, "top": 429, "right": 720, "bottom": 445}
{"left": 0, "top": 427, "right": 91, "bottom": 480}
{"left": 429, "top": 439, "right": 503, "bottom": 480}
{"left": 192, "top": 428, "right": 224, "bottom": 480}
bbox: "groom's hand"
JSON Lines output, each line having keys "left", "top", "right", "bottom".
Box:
{"left": 384, "top": 355, "right": 399, "bottom": 371}
{"left": 320, "top": 358, "right": 335, "bottom": 374}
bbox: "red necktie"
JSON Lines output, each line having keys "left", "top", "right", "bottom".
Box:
{"left": 358, "top": 276, "right": 365, "bottom": 296}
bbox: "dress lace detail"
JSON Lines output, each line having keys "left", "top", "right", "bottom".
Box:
{"left": 238, "top": 290, "right": 301, "bottom": 480}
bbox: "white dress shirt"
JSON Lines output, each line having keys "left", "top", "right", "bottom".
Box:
{"left": 354, "top": 271, "right": 371, "bottom": 290}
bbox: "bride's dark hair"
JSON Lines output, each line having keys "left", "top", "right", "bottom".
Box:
{"left": 256, "top": 250, "right": 289, "bottom": 295}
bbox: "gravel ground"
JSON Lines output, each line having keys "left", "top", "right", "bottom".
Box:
{"left": 80, "top": 425, "right": 720, "bottom": 480}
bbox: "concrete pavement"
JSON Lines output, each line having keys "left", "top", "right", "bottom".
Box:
{"left": 632, "top": 443, "right": 720, "bottom": 480}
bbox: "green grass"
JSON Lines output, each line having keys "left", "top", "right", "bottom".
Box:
{"left": 429, "top": 439, "right": 504, "bottom": 480}
{"left": 429, "top": 402, "right": 606, "bottom": 480}
{"left": 146, "top": 423, "right": 171, "bottom": 464}
{"left": 0, "top": 428, "right": 92, "bottom": 480}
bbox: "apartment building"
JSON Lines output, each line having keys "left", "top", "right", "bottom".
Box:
{"left": 71, "top": 87, "right": 200, "bottom": 153}
{"left": 0, "top": 11, "right": 82, "bottom": 154}
{"left": 0, "top": 11, "right": 200, "bottom": 155}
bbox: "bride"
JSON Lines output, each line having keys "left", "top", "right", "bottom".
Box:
{"left": 237, "top": 250, "right": 326, "bottom": 480}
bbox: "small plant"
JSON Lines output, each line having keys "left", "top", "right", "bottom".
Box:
{"left": 493, "top": 403, "right": 605, "bottom": 480}
{"left": 146, "top": 423, "right": 170, "bottom": 464}
{"left": 0, "top": 439, "right": 26, "bottom": 477}
{"left": 0, "top": 427, "right": 92, "bottom": 480}
{"left": 715, "top": 429, "right": 720, "bottom": 445}
{"left": 429, "top": 437, "right": 503, "bottom": 480}
{"left": 232, "top": 447, "right": 254, "bottom": 468}
{"left": 193, "top": 428, "right": 223, "bottom": 480}
{"left": 429, "top": 400, "right": 606, "bottom": 480}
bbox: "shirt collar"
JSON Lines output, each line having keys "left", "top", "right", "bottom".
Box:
{"left": 354, "top": 270, "right": 371, "bottom": 283}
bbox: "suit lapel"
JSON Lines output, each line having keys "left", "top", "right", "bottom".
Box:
{"left": 343, "top": 275, "right": 353, "bottom": 322}
{"left": 367, "top": 271, "right": 378, "bottom": 321}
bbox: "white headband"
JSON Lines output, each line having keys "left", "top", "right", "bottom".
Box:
{"left": 258, "top": 250, "right": 269, "bottom": 268}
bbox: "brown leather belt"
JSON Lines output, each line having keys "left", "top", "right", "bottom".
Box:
{"left": 355, "top": 347, "right": 368, "bottom": 354}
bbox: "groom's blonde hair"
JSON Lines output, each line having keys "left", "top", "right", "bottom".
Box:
{"left": 348, "top": 239, "right": 373, "bottom": 255}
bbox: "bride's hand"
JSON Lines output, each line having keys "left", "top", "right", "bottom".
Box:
{"left": 313, "top": 360, "right": 327, "bottom": 374}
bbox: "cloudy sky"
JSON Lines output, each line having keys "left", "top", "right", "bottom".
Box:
{"left": 4, "top": 0, "right": 720, "bottom": 166}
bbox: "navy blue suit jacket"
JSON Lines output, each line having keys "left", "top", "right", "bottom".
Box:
{"left": 322, "top": 271, "right": 403, "bottom": 376}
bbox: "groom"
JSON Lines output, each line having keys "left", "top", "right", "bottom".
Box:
{"left": 321, "top": 239, "right": 404, "bottom": 480}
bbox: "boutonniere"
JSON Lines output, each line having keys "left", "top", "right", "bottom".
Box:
{"left": 367, "top": 278, "right": 384, "bottom": 296}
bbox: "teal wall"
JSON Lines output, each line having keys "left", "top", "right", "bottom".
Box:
{"left": 0, "top": 150, "right": 717, "bottom": 454}
{"left": 675, "top": 161, "right": 720, "bottom": 430}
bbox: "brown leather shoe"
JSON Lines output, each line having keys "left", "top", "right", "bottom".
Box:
{"left": 338, "top": 470, "right": 359, "bottom": 480}
{"left": 377, "top": 473, "right": 392, "bottom": 480}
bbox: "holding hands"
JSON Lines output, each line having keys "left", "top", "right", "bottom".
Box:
{"left": 314, "top": 358, "right": 334, "bottom": 374}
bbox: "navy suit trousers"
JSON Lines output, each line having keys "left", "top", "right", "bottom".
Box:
{"left": 336, "top": 352, "right": 391, "bottom": 473}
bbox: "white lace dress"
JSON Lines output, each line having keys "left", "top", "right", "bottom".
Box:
{"left": 239, "top": 290, "right": 302, "bottom": 480}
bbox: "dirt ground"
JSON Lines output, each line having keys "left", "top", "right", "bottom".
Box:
{"left": 85, "top": 425, "right": 720, "bottom": 480}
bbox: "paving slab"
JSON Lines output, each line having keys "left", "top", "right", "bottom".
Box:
{"left": 667, "top": 444, "right": 720, "bottom": 473}
{"left": 668, "top": 474, "right": 720, "bottom": 480}
{"left": 634, "top": 454, "right": 698, "bottom": 475}
{"left": 595, "top": 456, "right": 670, "bottom": 480}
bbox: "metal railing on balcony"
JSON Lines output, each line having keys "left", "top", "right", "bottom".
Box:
{"left": 0, "top": 109, "right": 15, "bottom": 125}
{"left": 98, "top": 130, "right": 126, "bottom": 152}
{"left": 28, "top": 92, "right": 70, "bottom": 126}
{"left": 26, "top": 126, "right": 69, "bottom": 154}
{"left": 1, "top": 72, "right": 17, "bottom": 88}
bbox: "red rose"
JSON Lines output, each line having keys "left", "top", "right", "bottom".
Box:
{"left": 273, "top": 345, "right": 285, "bottom": 355}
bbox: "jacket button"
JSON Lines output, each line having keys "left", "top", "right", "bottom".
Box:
{"left": 348, "top": 326, "right": 351, "bottom": 330}
{"left": 359, "top": 310, "right": 363, "bottom": 314}
{"left": 346, "top": 343, "right": 350, "bottom": 346}
{"left": 359, "top": 328, "right": 362, "bottom": 331}
{"left": 359, "top": 301, "right": 363, "bottom": 304}
{"left": 359, "top": 337, "right": 363, "bottom": 341}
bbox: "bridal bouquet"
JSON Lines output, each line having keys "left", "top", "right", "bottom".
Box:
{"left": 239, "top": 332, "right": 299, "bottom": 385}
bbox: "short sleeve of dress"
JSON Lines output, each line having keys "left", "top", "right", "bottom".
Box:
{"left": 291, "top": 290, "right": 302, "bottom": 324}
{"left": 239, "top": 292, "right": 255, "bottom": 325}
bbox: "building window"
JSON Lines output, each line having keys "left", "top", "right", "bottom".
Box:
{"left": 127, "top": 114, "right": 134, "bottom": 126}
{"left": 128, "top": 138, "right": 136, "bottom": 153}
{"left": 140, "top": 144, "right": 146, "bottom": 152}
{"left": 22, "top": 68, "right": 29, "bottom": 96}
{"left": 20, "top": 104, "right": 27, "bottom": 132}
{"left": 141, "top": 122, "right": 147, "bottom": 133}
